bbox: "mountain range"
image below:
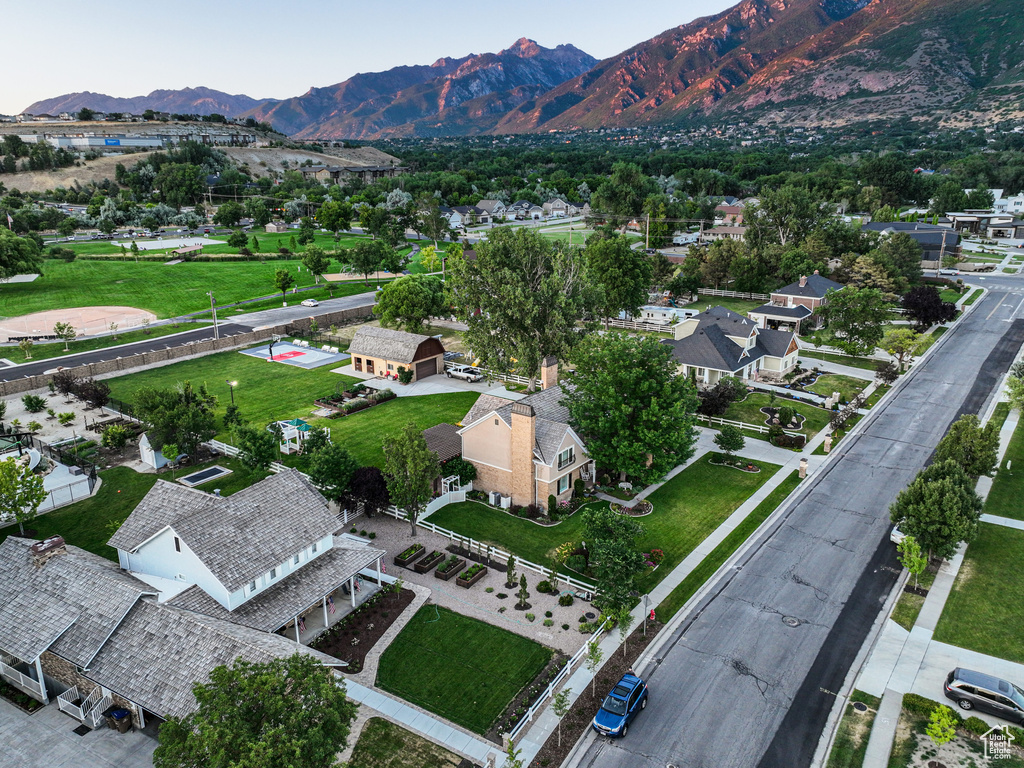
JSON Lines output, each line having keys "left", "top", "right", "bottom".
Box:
{"left": 23, "top": 0, "right": 1024, "bottom": 137}
{"left": 23, "top": 87, "right": 271, "bottom": 119}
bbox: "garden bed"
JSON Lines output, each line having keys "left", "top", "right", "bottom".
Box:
{"left": 309, "top": 587, "right": 415, "bottom": 674}
{"left": 394, "top": 543, "right": 425, "bottom": 568}
{"left": 0, "top": 679, "right": 44, "bottom": 713}
{"left": 610, "top": 500, "right": 653, "bottom": 516}
{"left": 413, "top": 550, "right": 446, "bottom": 574}
{"left": 434, "top": 555, "right": 466, "bottom": 581}
{"left": 758, "top": 406, "right": 805, "bottom": 430}
{"left": 456, "top": 563, "right": 488, "bottom": 588}
{"left": 708, "top": 455, "right": 761, "bottom": 473}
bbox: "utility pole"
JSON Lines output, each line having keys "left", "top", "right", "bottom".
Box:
{"left": 208, "top": 291, "right": 219, "bottom": 339}
{"left": 646, "top": 213, "right": 650, "bottom": 251}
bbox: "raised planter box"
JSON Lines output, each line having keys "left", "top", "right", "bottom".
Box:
{"left": 393, "top": 545, "right": 425, "bottom": 568}
{"left": 456, "top": 565, "right": 488, "bottom": 588}
{"left": 434, "top": 557, "right": 466, "bottom": 581}
{"left": 414, "top": 551, "right": 446, "bottom": 573}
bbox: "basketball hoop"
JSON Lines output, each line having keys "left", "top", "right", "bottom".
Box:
{"left": 268, "top": 334, "right": 282, "bottom": 361}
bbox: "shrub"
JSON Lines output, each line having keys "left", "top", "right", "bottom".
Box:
{"left": 58, "top": 412, "right": 76, "bottom": 426}
{"left": 442, "top": 456, "right": 477, "bottom": 485}
{"left": 562, "top": 624, "right": 570, "bottom": 630}
{"left": 962, "top": 716, "right": 990, "bottom": 735}
{"left": 372, "top": 388, "right": 397, "bottom": 403}
{"left": 772, "top": 433, "right": 806, "bottom": 449}
{"left": 903, "top": 693, "right": 943, "bottom": 717}
{"left": 101, "top": 423, "right": 131, "bottom": 450}
{"left": 535, "top": 580, "right": 553, "bottom": 594}
{"left": 573, "top": 478, "right": 585, "bottom": 498}
{"left": 396, "top": 366, "right": 414, "bottom": 385}
{"left": 558, "top": 593, "right": 575, "bottom": 607}
{"left": 497, "top": 593, "right": 508, "bottom": 599}
{"left": 776, "top": 406, "right": 795, "bottom": 427}
{"left": 485, "top": 587, "right": 494, "bottom": 593}
{"left": 525, "top": 613, "right": 535, "bottom": 622}
{"left": 543, "top": 619, "right": 554, "bottom": 627}
{"left": 548, "top": 494, "right": 557, "bottom": 515}
{"left": 566, "top": 554, "right": 587, "bottom": 573}
{"left": 498, "top": 606, "right": 506, "bottom": 613}
{"left": 342, "top": 397, "right": 370, "bottom": 414}
{"left": 544, "top": 611, "right": 553, "bottom": 618}
{"left": 22, "top": 394, "right": 47, "bottom": 413}
{"left": 516, "top": 506, "right": 529, "bottom": 518}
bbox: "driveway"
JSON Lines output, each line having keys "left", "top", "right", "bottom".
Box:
{"left": 335, "top": 366, "right": 527, "bottom": 400}
{"left": 0, "top": 698, "right": 156, "bottom": 768}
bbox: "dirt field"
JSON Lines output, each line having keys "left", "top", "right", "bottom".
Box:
{"left": 0, "top": 306, "right": 157, "bottom": 341}
{"left": 221, "top": 145, "right": 400, "bottom": 177}
{"left": 1, "top": 152, "right": 158, "bottom": 194}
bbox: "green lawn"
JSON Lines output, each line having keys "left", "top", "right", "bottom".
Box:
{"left": 0, "top": 466, "right": 157, "bottom": 561}
{"left": 723, "top": 392, "right": 832, "bottom": 439}
{"left": 687, "top": 296, "right": 765, "bottom": 317}
{"left": 989, "top": 401, "right": 1011, "bottom": 432}
{"left": 826, "top": 691, "right": 881, "bottom": 768}
{"left": 376, "top": 606, "right": 552, "bottom": 734}
{"left": 798, "top": 350, "right": 879, "bottom": 371}
{"left": 347, "top": 718, "right": 461, "bottom": 768}
{"left": 934, "top": 524, "right": 1024, "bottom": 663}
{"left": 863, "top": 384, "right": 890, "bottom": 410}
{"left": 657, "top": 470, "right": 801, "bottom": 618}
{"left": 962, "top": 289, "right": 983, "bottom": 306}
{"left": 430, "top": 453, "right": 781, "bottom": 591}
{"left": 980, "top": 417, "right": 1024, "bottom": 521}
{"left": 64, "top": 231, "right": 367, "bottom": 257}
{"left": 0, "top": 322, "right": 210, "bottom": 365}
{"left": 890, "top": 567, "right": 937, "bottom": 631}
{"left": 805, "top": 374, "right": 869, "bottom": 403}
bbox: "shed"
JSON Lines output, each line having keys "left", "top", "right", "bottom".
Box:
{"left": 139, "top": 433, "right": 169, "bottom": 469}
{"left": 347, "top": 327, "right": 445, "bottom": 382}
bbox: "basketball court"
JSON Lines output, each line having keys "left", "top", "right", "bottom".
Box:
{"left": 240, "top": 340, "right": 350, "bottom": 369}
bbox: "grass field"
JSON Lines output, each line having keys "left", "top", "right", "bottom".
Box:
{"left": 687, "top": 296, "right": 764, "bottom": 317}
{"left": 825, "top": 691, "right": 881, "bottom": 768}
{"left": 376, "top": 606, "right": 552, "bottom": 734}
{"left": 347, "top": 718, "right": 461, "bottom": 768}
{"left": 979, "top": 417, "right": 1024, "bottom": 521}
{"left": 0, "top": 322, "right": 210, "bottom": 364}
{"left": 805, "top": 374, "right": 869, "bottom": 403}
{"left": 430, "top": 453, "right": 780, "bottom": 591}
{"left": 656, "top": 470, "right": 801, "bottom": 618}
{"left": 723, "top": 392, "right": 832, "bottom": 439}
{"left": 934, "top": 524, "right": 1024, "bottom": 663}
{"left": 64, "top": 231, "right": 365, "bottom": 257}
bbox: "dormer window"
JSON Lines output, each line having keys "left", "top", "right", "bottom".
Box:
{"left": 293, "top": 554, "right": 300, "bottom": 565}
{"left": 249, "top": 580, "right": 257, "bottom": 592}
{"left": 270, "top": 567, "right": 277, "bottom": 579}
{"left": 312, "top": 542, "right": 318, "bottom": 554}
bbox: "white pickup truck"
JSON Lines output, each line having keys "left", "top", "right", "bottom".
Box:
{"left": 446, "top": 364, "right": 485, "bottom": 383}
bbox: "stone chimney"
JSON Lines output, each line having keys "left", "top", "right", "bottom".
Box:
{"left": 29, "top": 535, "right": 67, "bottom": 567}
{"left": 540, "top": 356, "right": 559, "bottom": 390}
{"left": 799, "top": 275, "right": 807, "bottom": 288}
{"left": 510, "top": 402, "right": 536, "bottom": 508}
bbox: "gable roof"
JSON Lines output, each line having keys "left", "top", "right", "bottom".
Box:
{"left": 773, "top": 273, "right": 844, "bottom": 299}
{"left": 0, "top": 538, "right": 154, "bottom": 666}
{"left": 662, "top": 307, "right": 796, "bottom": 373}
{"left": 347, "top": 326, "right": 438, "bottom": 364}
{"left": 475, "top": 199, "right": 505, "bottom": 213}
{"left": 492, "top": 384, "right": 571, "bottom": 428}
{"left": 749, "top": 303, "right": 813, "bottom": 320}
{"left": 86, "top": 599, "right": 341, "bottom": 720}
{"left": 461, "top": 393, "right": 514, "bottom": 427}
{"left": 108, "top": 470, "right": 339, "bottom": 593}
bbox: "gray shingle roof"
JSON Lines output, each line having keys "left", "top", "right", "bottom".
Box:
{"left": 662, "top": 306, "right": 796, "bottom": 373}
{"left": 347, "top": 326, "right": 434, "bottom": 364}
{"left": 773, "top": 273, "right": 844, "bottom": 299}
{"left": 168, "top": 543, "right": 384, "bottom": 632}
{"left": 422, "top": 424, "right": 462, "bottom": 462}
{"left": 750, "top": 303, "right": 813, "bottom": 320}
{"left": 0, "top": 538, "right": 154, "bottom": 665}
{"left": 86, "top": 599, "right": 341, "bottom": 719}
{"left": 493, "top": 384, "right": 571, "bottom": 428}
{"left": 534, "top": 419, "right": 572, "bottom": 465}
{"left": 461, "top": 394, "right": 515, "bottom": 427}
{"left": 108, "top": 470, "right": 340, "bottom": 593}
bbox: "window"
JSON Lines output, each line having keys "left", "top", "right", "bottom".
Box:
{"left": 557, "top": 474, "right": 570, "bottom": 494}
{"left": 173, "top": 536, "right": 181, "bottom": 552}
{"left": 312, "top": 542, "right": 318, "bottom": 554}
{"left": 249, "top": 580, "right": 257, "bottom": 592}
{"left": 557, "top": 447, "right": 575, "bottom": 470}
{"left": 387, "top": 363, "right": 394, "bottom": 371}
{"left": 495, "top": 418, "right": 499, "bottom": 425}
{"left": 293, "top": 554, "right": 300, "bottom": 565}
{"left": 270, "top": 567, "right": 277, "bottom": 579}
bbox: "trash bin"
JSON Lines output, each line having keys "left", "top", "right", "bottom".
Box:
{"left": 111, "top": 708, "right": 132, "bottom": 733}
{"left": 101, "top": 705, "right": 121, "bottom": 730}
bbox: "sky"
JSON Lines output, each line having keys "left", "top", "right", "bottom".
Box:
{"left": 3, "top": 0, "right": 736, "bottom": 115}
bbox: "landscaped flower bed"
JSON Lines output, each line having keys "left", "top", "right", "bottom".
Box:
{"left": 708, "top": 454, "right": 761, "bottom": 472}
{"left": 0, "top": 679, "right": 44, "bottom": 713}
{"left": 434, "top": 555, "right": 466, "bottom": 581}
{"left": 610, "top": 500, "right": 653, "bottom": 516}
{"left": 456, "top": 563, "right": 488, "bottom": 588}
{"left": 413, "top": 550, "right": 446, "bottom": 573}
{"left": 394, "top": 542, "right": 425, "bottom": 567}
{"left": 310, "top": 587, "right": 415, "bottom": 674}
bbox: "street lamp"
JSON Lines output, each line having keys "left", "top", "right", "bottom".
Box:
{"left": 226, "top": 380, "right": 237, "bottom": 406}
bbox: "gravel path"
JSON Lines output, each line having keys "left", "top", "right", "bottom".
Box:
{"left": 350, "top": 515, "right": 590, "bottom": 655}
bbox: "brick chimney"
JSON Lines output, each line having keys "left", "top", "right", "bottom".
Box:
{"left": 540, "top": 356, "right": 559, "bottom": 390}
{"left": 799, "top": 275, "right": 807, "bottom": 288}
{"left": 510, "top": 403, "right": 536, "bottom": 508}
{"left": 29, "top": 535, "right": 67, "bottom": 567}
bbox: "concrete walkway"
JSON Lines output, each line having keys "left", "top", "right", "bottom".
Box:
{"left": 858, "top": 397, "right": 1021, "bottom": 767}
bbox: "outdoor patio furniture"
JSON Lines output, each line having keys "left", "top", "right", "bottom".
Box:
{"left": 330, "top": 347, "right": 339, "bottom": 353}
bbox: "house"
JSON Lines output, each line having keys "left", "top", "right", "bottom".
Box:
{"left": 0, "top": 534, "right": 343, "bottom": 730}
{"left": 458, "top": 359, "right": 592, "bottom": 508}
{"left": 265, "top": 221, "right": 289, "bottom": 233}
{"left": 347, "top": 326, "right": 445, "bottom": 381}
{"left": 714, "top": 205, "right": 744, "bottom": 225}
{"left": 861, "top": 221, "right": 962, "bottom": 265}
{"left": 326, "top": 165, "right": 408, "bottom": 184}
{"left": 748, "top": 272, "right": 844, "bottom": 333}
{"left": 449, "top": 205, "right": 487, "bottom": 228}
{"left": 543, "top": 198, "right": 569, "bottom": 218}
{"left": 700, "top": 225, "right": 747, "bottom": 243}
{"left": 994, "top": 194, "right": 1024, "bottom": 216}
{"left": 663, "top": 306, "right": 799, "bottom": 385}
{"left": 423, "top": 423, "right": 463, "bottom": 493}
{"left": 506, "top": 200, "right": 543, "bottom": 220}
{"left": 299, "top": 165, "right": 330, "bottom": 183}
{"left": 475, "top": 200, "right": 507, "bottom": 220}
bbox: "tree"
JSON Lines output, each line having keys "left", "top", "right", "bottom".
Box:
{"left": 418, "top": 245, "right": 443, "bottom": 274}
{"left": 815, "top": 287, "right": 890, "bottom": 356}
{"left": 0, "top": 458, "right": 48, "bottom": 535}
{"left": 745, "top": 185, "right": 833, "bottom": 249}
{"left": 585, "top": 235, "right": 652, "bottom": 328}
{"left": 18, "top": 339, "right": 33, "bottom": 360}
{"left": 564, "top": 333, "right": 698, "bottom": 485}
{"left": 714, "top": 424, "right": 745, "bottom": 458}
{"left": 901, "top": 285, "right": 957, "bottom": 330}
{"left": 381, "top": 422, "right": 441, "bottom": 535}
{"left": 77, "top": 107, "right": 95, "bottom": 121}
{"left": 875, "top": 360, "right": 900, "bottom": 386}
{"left": 701, "top": 239, "right": 741, "bottom": 289}
{"left": 448, "top": 227, "right": 596, "bottom": 390}
{"left": 503, "top": 741, "right": 524, "bottom": 768}
{"left": 889, "top": 460, "right": 983, "bottom": 561}
{"left": 227, "top": 230, "right": 248, "bottom": 250}
{"left": 516, "top": 574, "right": 530, "bottom": 609}
{"left": 616, "top": 607, "right": 636, "bottom": 657}
{"left": 233, "top": 423, "right": 278, "bottom": 471}
{"left": 585, "top": 640, "right": 604, "bottom": 696}
{"left": 133, "top": 381, "right": 218, "bottom": 457}
{"left": 1007, "top": 375, "right": 1024, "bottom": 414}
{"left": 877, "top": 232, "right": 923, "bottom": 286}
{"left": 417, "top": 198, "right": 449, "bottom": 248}
{"left": 154, "top": 163, "right": 206, "bottom": 209}
{"left": 881, "top": 327, "right": 921, "bottom": 371}
{"left": 250, "top": 235, "right": 260, "bottom": 253}
{"left": 506, "top": 553, "right": 517, "bottom": 589}
{"left": 552, "top": 687, "right": 572, "bottom": 747}
{"left": 213, "top": 201, "right": 243, "bottom": 228}
{"left": 302, "top": 245, "right": 331, "bottom": 284}
{"left": 933, "top": 414, "right": 998, "bottom": 479}
{"left": 101, "top": 423, "right": 131, "bottom": 451}
{"left": 347, "top": 466, "right": 390, "bottom": 516}
{"left": 307, "top": 443, "right": 358, "bottom": 504}
{"left": 0, "top": 228, "right": 43, "bottom": 281}
{"left": 245, "top": 198, "right": 271, "bottom": 227}
{"left": 359, "top": 205, "right": 391, "bottom": 241}
{"left": 377, "top": 245, "right": 409, "bottom": 275}
{"left": 374, "top": 274, "right": 446, "bottom": 333}
{"left": 153, "top": 653, "right": 357, "bottom": 768}
{"left": 897, "top": 535, "right": 928, "bottom": 589}
{"left": 316, "top": 200, "right": 352, "bottom": 239}
{"left": 582, "top": 506, "right": 647, "bottom": 611}
{"left": 274, "top": 269, "right": 295, "bottom": 301}
{"left": 925, "top": 705, "right": 958, "bottom": 746}
{"left": 53, "top": 321, "right": 76, "bottom": 351}
{"left": 347, "top": 240, "right": 389, "bottom": 285}
{"left": 591, "top": 162, "right": 656, "bottom": 224}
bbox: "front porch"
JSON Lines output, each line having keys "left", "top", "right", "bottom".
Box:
{"left": 278, "top": 575, "right": 384, "bottom": 646}
{"left": 1, "top": 652, "right": 46, "bottom": 704}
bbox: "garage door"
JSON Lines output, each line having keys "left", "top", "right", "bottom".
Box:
{"left": 415, "top": 359, "right": 437, "bottom": 380}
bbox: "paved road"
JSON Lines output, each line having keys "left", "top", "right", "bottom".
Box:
{"left": 0, "top": 292, "right": 376, "bottom": 381}
{"left": 574, "top": 287, "right": 1024, "bottom": 768}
